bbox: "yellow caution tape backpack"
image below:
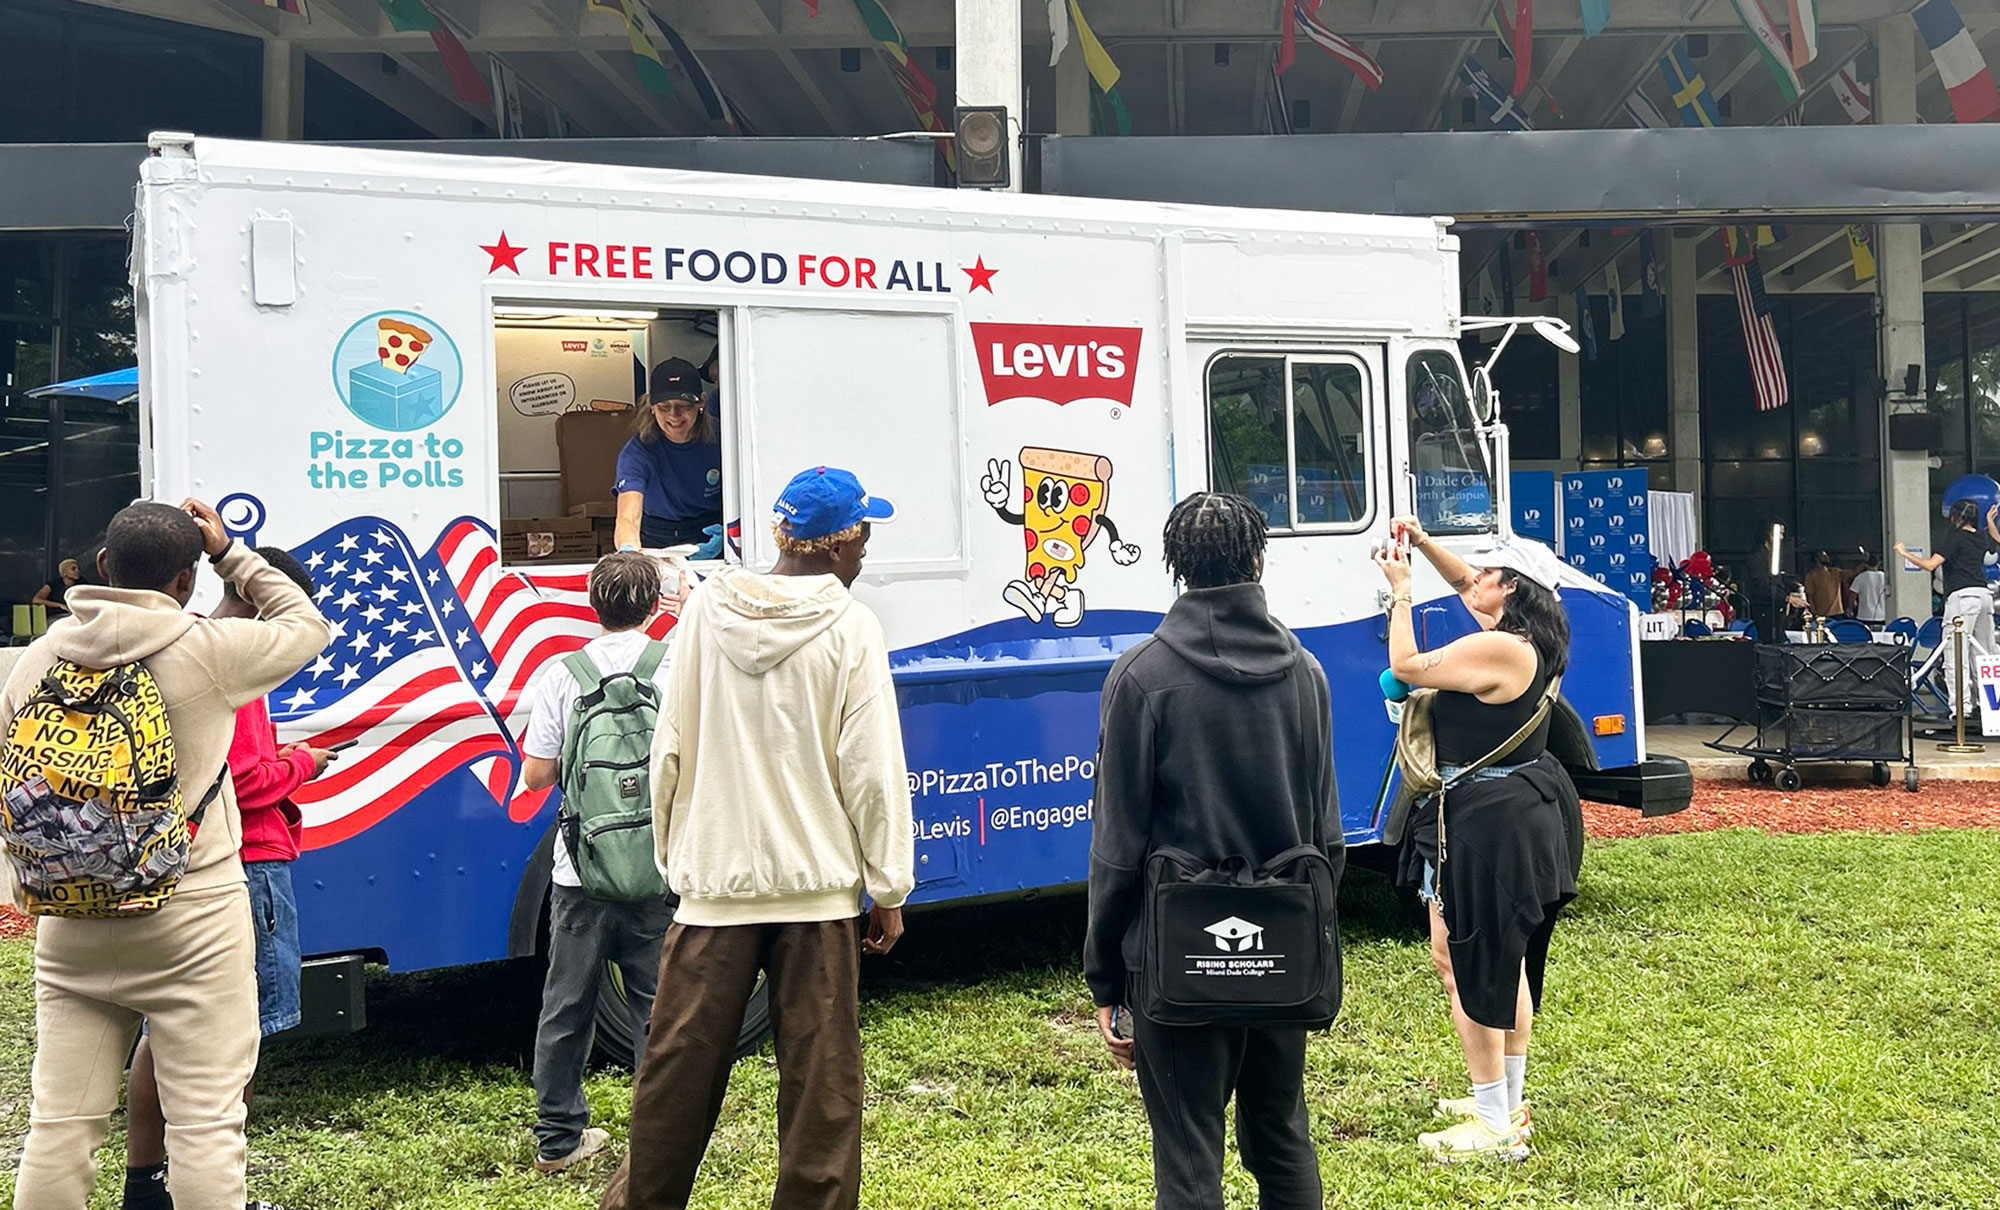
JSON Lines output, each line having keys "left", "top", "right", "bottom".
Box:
{"left": 0, "top": 659, "right": 222, "bottom": 918}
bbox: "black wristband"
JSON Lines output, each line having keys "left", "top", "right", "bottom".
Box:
{"left": 208, "top": 538, "right": 237, "bottom": 566}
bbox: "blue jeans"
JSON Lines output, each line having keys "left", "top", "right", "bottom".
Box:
{"left": 245, "top": 861, "right": 302, "bottom": 1036}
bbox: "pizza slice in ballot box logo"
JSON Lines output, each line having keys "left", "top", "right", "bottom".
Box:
{"left": 332, "top": 311, "right": 464, "bottom": 433}
{"left": 981, "top": 448, "right": 1141, "bottom": 628}
{"left": 971, "top": 323, "right": 1143, "bottom": 407}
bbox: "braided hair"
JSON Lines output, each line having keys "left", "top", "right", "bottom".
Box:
{"left": 1161, "top": 492, "right": 1267, "bottom": 589}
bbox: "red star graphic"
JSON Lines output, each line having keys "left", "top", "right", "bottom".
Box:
{"left": 481, "top": 232, "right": 527, "bottom": 275}
{"left": 963, "top": 256, "right": 998, "bottom": 293}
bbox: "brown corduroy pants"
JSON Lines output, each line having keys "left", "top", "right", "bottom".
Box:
{"left": 600, "top": 918, "right": 863, "bottom": 1210}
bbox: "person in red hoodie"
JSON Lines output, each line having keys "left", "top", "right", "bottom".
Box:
{"left": 122, "top": 547, "right": 333, "bottom": 1210}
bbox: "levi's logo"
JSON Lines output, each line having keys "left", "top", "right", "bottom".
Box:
{"left": 971, "top": 323, "right": 1142, "bottom": 407}
{"left": 560, "top": 340, "right": 588, "bottom": 352}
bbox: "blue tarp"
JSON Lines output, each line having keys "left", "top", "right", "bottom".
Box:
{"left": 27, "top": 366, "right": 137, "bottom": 403}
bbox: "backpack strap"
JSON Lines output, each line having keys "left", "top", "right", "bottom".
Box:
{"left": 631, "top": 640, "right": 668, "bottom": 684}
{"left": 562, "top": 648, "right": 606, "bottom": 701}
{"left": 188, "top": 767, "right": 227, "bottom": 829}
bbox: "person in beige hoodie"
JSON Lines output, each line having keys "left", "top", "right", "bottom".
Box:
{"left": 1, "top": 499, "right": 329, "bottom": 1210}
{"left": 601, "top": 467, "right": 914, "bottom": 1210}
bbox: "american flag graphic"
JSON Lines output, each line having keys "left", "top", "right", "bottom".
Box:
{"left": 1731, "top": 258, "right": 1790, "bottom": 413}
{"left": 269, "top": 517, "right": 674, "bottom": 848}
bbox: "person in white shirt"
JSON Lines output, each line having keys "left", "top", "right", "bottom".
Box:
{"left": 519, "top": 552, "right": 675, "bottom": 1174}
{"left": 1851, "top": 553, "right": 1888, "bottom": 627}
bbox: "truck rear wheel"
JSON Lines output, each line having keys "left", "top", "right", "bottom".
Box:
{"left": 591, "top": 963, "right": 773, "bottom": 1066}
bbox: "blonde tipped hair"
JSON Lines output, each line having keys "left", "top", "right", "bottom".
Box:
{"left": 772, "top": 520, "right": 863, "bottom": 556}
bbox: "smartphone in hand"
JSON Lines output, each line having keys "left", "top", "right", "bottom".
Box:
{"left": 1110, "top": 1005, "right": 1134, "bottom": 1041}
{"left": 327, "top": 739, "right": 359, "bottom": 753}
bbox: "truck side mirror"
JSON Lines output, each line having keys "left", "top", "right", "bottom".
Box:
{"left": 1470, "top": 366, "right": 1497, "bottom": 425}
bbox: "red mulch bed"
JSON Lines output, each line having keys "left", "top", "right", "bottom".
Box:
{"left": 0, "top": 906, "right": 31, "bottom": 938}
{"left": 1585, "top": 778, "right": 2000, "bottom": 838}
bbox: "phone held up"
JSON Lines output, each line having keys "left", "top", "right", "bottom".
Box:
{"left": 1109, "top": 1005, "right": 1134, "bottom": 1041}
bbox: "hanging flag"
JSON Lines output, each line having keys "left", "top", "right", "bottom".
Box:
{"left": 658, "top": 13, "right": 740, "bottom": 131}
{"left": 1639, "top": 231, "right": 1664, "bottom": 319}
{"left": 1069, "top": 0, "right": 1135, "bottom": 134}
{"left": 1049, "top": 0, "right": 1070, "bottom": 67}
{"left": 1729, "top": 0, "right": 1802, "bottom": 104}
{"left": 1624, "top": 90, "right": 1671, "bottom": 129}
{"left": 1499, "top": 245, "right": 1517, "bottom": 312}
{"left": 850, "top": 0, "right": 961, "bottom": 160}
{"left": 1281, "top": 1, "right": 1384, "bottom": 90}
{"left": 1488, "top": 3, "right": 1565, "bottom": 116}
{"left": 1847, "top": 225, "right": 1877, "bottom": 283}
{"left": 800, "top": 0, "right": 818, "bottom": 13}
{"left": 379, "top": 0, "right": 492, "bottom": 106}
{"left": 1915, "top": 0, "right": 2000, "bottom": 123}
{"left": 1573, "top": 285, "right": 1598, "bottom": 361}
{"left": 1473, "top": 264, "right": 1501, "bottom": 320}
{"left": 584, "top": 0, "right": 675, "bottom": 98}
{"left": 1659, "top": 44, "right": 1722, "bottom": 128}
{"left": 1731, "top": 258, "right": 1788, "bottom": 411}
{"left": 1526, "top": 232, "right": 1549, "bottom": 302}
{"left": 1787, "top": 0, "right": 1819, "bottom": 69}
{"left": 248, "top": 0, "right": 309, "bottom": 15}
{"left": 1510, "top": 0, "right": 1534, "bottom": 98}
{"left": 1461, "top": 56, "right": 1535, "bottom": 130}
{"left": 1832, "top": 66, "right": 1872, "bottom": 123}
{"left": 488, "top": 58, "right": 524, "bottom": 138}
{"left": 1605, "top": 259, "right": 1626, "bottom": 341}
{"left": 1580, "top": 0, "right": 1610, "bottom": 37}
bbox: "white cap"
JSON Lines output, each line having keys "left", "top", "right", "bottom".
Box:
{"left": 1462, "top": 538, "right": 1569, "bottom": 593}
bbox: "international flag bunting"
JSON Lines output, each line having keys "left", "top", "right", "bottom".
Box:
{"left": 850, "top": 0, "right": 961, "bottom": 162}
{"left": 1510, "top": 0, "right": 1533, "bottom": 98}
{"left": 1639, "top": 230, "right": 1664, "bottom": 319}
{"left": 1461, "top": 56, "right": 1535, "bottom": 130}
{"left": 1729, "top": 0, "right": 1802, "bottom": 105}
{"left": 1787, "top": 0, "right": 1819, "bottom": 69}
{"left": 1832, "top": 66, "right": 1872, "bottom": 123}
{"left": 1573, "top": 285, "right": 1598, "bottom": 361}
{"left": 378, "top": 0, "right": 491, "bottom": 106}
{"left": 1526, "top": 232, "right": 1548, "bottom": 302}
{"left": 658, "top": 14, "right": 740, "bottom": 132}
{"left": 1847, "top": 225, "right": 1877, "bottom": 283}
{"left": 1488, "top": 3, "right": 1564, "bottom": 116}
{"left": 801, "top": 0, "right": 818, "bottom": 13}
{"left": 1049, "top": 0, "right": 1069, "bottom": 67}
{"left": 1280, "top": 0, "right": 1383, "bottom": 91}
{"left": 1580, "top": 0, "right": 1610, "bottom": 37}
{"left": 1624, "top": 90, "right": 1671, "bottom": 129}
{"left": 585, "top": 0, "right": 675, "bottom": 99}
{"left": 1471, "top": 264, "right": 1500, "bottom": 321}
{"left": 488, "top": 58, "right": 524, "bottom": 138}
{"left": 1722, "top": 226, "right": 1785, "bottom": 264}
{"left": 1730, "top": 259, "right": 1788, "bottom": 411}
{"left": 1914, "top": 0, "right": 2000, "bottom": 123}
{"left": 1659, "top": 44, "right": 1722, "bottom": 128}
{"left": 1605, "top": 259, "right": 1626, "bottom": 342}
{"left": 1499, "top": 245, "right": 1516, "bottom": 312}
{"left": 1068, "top": 0, "right": 1134, "bottom": 135}
{"left": 249, "top": 0, "right": 309, "bottom": 16}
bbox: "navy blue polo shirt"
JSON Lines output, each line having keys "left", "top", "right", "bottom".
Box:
{"left": 613, "top": 431, "right": 722, "bottom": 546}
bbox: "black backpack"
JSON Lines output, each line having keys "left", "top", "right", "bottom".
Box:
{"left": 1136, "top": 844, "right": 1342, "bottom": 1029}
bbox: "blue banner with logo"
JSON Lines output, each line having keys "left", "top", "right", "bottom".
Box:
{"left": 1561, "top": 468, "right": 1651, "bottom": 610}
{"left": 1511, "top": 471, "right": 1558, "bottom": 546}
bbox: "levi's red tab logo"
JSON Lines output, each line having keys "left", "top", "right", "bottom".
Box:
{"left": 971, "top": 323, "right": 1143, "bottom": 407}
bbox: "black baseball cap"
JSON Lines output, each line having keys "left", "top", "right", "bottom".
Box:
{"left": 649, "top": 357, "right": 704, "bottom": 403}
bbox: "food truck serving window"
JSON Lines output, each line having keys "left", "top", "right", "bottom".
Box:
{"left": 1206, "top": 353, "right": 1375, "bottom": 532}
{"left": 1407, "top": 348, "right": 1495, "bottom": 535}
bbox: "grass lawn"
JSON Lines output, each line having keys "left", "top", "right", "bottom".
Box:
{"left": 4, "top": 828, "right": 2000, "bottom": 1208}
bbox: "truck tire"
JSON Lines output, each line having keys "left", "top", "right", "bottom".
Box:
{"left": 591, "top": 962, "right": 773, "bottom": 1067}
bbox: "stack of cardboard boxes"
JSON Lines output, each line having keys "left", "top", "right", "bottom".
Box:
{"left": 501, "top": 410, "right": 633, "bottom": 564}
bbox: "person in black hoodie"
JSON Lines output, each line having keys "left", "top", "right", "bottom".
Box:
{"left": 1085, "top": 491, "right": 1339, "bottom": 1210}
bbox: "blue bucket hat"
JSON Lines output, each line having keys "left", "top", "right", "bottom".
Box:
{"left": 773, "top": 466, "right": 896, "bottom": 541}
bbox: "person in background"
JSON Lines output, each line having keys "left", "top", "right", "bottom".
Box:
{"left": 600, "top": 467, "right": 912, "bottom": 1210}
{"left": 121, "top": 546, "right": 333, "bottom": 1210}
{"left": 1085, "top": 492, "right": 1337, "bottom": 1210}
{"left": 1377, "top": 518, "right": 1578, "bottom": 1164}
{"left": 1897, "top": 499, "right": 2000, "bottom": 716}
{"left": 31, "top": 558, "right": 81, "bottom": 616}
{"left": 1738, "top": 529, "right": 1807, "bottom": 643}
{"left": 3, "top": 501, "right": 328, "bottom": 1210}
{"left": 1803, "top": 550, "right": 1854, "bottom": 619}
{"left": 518, "top": 552, "right": 675, "bottom": 1175}
{"left": 612, "top": 358, "right": 722, "bottom": 552}
{"left": 1851, "top": 553, "right": 1888, "bottom": 628}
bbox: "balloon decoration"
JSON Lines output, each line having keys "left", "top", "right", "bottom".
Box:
{"left": 1651, "top": 550, "right": 1732, "bottom": 621}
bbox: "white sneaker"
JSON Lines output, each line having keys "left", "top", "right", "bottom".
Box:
{"left": 1051, "top": 588, "right": 1084, "bottom": 628}
{"left": 1418, "top": 1116, "right": 1530, "bottom": 1164}
{"left": 535, "top": 1126, "right": 610, "bottom": 1174}
{"left": 1435, "top": 1095, "right": 1532, "bottom": 1138}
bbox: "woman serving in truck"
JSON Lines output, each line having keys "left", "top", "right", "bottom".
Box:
{"left": 612, "top": 357, "right": 723, "bottom": 551}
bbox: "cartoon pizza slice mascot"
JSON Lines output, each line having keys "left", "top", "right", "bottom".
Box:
{"left": 981, "top": 448, "right": 1140, "bottom": 628}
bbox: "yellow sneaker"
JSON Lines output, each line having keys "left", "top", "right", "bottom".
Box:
{"left": 1418, "top": 1115, "right": 1531, "bottom": 1163}
{"left": 1434, "top": 1096, "right": 1532, "bottom": 1138}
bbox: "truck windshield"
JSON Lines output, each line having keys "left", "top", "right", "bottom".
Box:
{"left": 1407, "top": 349, "right": 1494, "bottom": 535}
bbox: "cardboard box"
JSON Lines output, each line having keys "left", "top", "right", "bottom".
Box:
{"left": 501, "top": 515, "right": 595, "bottom": 563}
{"left": 567, "top": 500, "right": 617, "bottom": 518}
{"left": 558, "top": 410, "right": 635, "bottom": 514}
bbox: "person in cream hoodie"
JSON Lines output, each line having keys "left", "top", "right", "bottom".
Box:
{"left": 2, "top": 499, "right": 328, "bottom": 1210}
{"left": 601, "top": 466, "right": 914, "bottom": 1210}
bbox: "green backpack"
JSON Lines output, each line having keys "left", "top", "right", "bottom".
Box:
{"left": 556, "top": 642, "right": 670, "bottom": 903}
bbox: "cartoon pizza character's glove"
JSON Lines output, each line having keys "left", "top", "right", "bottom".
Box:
{"left": 982, "top": 458, "right": 1021, "bottom": 522}
{"left": 1109, "top": 534, "right": 1141, "bottom": 565}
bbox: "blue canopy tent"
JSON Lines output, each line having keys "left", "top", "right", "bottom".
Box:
{"left": 26, "top": 366, "right": 138, "bottom": 404}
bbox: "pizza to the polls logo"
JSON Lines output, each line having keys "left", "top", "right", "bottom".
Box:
{"left": 971, "top": 323, "right": 1142, "bottom": 407}
{"left": 332, "top": 310, "right": 463, "bottom": 432}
